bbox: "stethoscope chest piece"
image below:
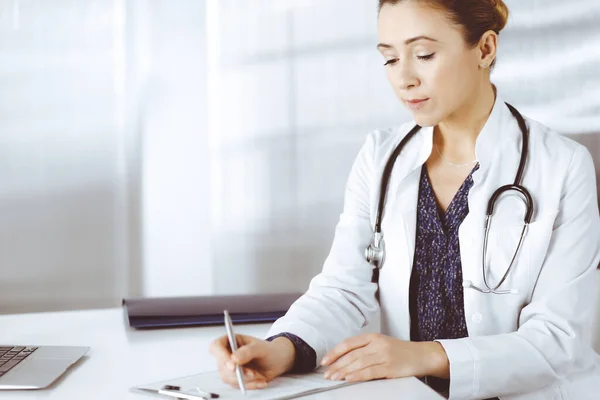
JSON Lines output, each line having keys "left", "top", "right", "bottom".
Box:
{"left": 365, "top": 232, "right": 385, "bottom": 269}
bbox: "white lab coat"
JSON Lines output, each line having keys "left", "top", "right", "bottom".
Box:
{"left": 267, "top": 93, "right": 600, "bottom": 400}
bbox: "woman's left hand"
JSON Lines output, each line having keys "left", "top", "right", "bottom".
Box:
{"left": 320, "top": 333, "right": 449, "bottom": 382}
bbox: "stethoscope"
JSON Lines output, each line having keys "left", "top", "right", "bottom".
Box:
{"left": 366, "top": 103, "right": 533, "bottom": 295}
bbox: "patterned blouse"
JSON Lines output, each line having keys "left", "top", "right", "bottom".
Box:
{"left": 408, "top": 164, "right": 478, "bottom": 396}
{"left": 267, "top": 164, "right": 483, "bottom": 398}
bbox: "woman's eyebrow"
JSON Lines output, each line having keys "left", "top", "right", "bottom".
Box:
{"left": 376, "top": 35, "right": 438, "bottom": 50}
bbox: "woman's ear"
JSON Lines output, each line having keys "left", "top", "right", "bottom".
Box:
{"left": 478, "top": 30, "right": 498, "bottom": 68}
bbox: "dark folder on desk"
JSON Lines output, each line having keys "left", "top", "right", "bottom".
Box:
{"left": 122, "top": 292, "right": 302, "bottom": 329}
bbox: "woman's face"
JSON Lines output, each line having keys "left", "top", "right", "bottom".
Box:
{"left": 377, "top": 1, "right": 483, "bottom": 127}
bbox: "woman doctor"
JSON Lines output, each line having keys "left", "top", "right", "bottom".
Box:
{"left": 210, "top": 1, "right": 600, "bottom": 398}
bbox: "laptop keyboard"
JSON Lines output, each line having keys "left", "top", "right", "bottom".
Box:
{"left": 0, "top": 347, "right": 38, "bottom": 377}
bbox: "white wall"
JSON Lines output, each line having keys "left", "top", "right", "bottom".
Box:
{"left": 0, "top": 0, "right": 216, "bottom": 312}
{"left": 209, "top": 0, "right": 398, "bottom": 296}
{"left": 2, "top": 0, "right": 599, "bottom": 313}
{"left": 0, "top": 0, "right": 134, "bottom": 313}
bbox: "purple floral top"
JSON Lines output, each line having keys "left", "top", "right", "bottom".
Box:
{"left": 408, "top": 164, "right": 478, "bottom": 396}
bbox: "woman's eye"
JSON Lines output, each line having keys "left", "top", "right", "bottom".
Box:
{"left": 383, "top": 58, "right": 398, "bottom": 66}
{"left": 417, "top": 53, "right": 435, "bottom": 61}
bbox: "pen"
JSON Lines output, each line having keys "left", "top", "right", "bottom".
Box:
{"left": 224, "top": 309, "right": 247, "bottom": 395}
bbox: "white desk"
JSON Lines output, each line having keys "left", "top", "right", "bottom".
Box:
{"left": 0, "top": 308, "right": 443, "bottom": 400}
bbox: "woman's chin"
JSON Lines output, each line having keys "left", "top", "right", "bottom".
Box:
{"left": 412, "top": 113, "right": 439, "bottom": 127}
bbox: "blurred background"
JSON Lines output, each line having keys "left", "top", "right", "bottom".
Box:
{"left": 1, "top": 0, "right": 599, "bottom": 314}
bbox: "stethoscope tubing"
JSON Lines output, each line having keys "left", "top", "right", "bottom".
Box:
{"left": 366, "top": 103, "right": 533, "bottom": 295}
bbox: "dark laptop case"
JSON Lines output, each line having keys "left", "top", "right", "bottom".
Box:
{"left": 122, "top": 292, "right": 302, "bottom": 329}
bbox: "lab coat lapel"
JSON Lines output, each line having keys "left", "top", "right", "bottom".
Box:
{"left": 378, "top": 125, "right": 432, "bottom": 339}
{"left": 386, "top": 127, "right": 433, "bottom": 266}
{"left": 470, "top": 91, "right": 521, "bottom": 191}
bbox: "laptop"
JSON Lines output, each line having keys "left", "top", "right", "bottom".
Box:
{"left": 0, "top": 345, "right": 89, "bottom": 389}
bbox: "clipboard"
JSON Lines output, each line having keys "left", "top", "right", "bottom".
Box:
{"left": 133, "top": 368, "right": 358, "bottom": 400}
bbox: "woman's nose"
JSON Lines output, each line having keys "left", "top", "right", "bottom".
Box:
{"left": 394, "top": 62, "right": 420, "bottom": 90}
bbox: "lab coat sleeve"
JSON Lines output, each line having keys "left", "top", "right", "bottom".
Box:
{"left": 266, "top": 132, "right": 380, "bottom": 366}
{"left": 438, "top": 145, "right": 600, "bottom": 399}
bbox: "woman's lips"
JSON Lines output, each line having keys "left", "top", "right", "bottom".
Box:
{"left": 405, "top": 98, "right": 429, "bottom": 111}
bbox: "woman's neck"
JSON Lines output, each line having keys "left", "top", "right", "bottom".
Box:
{"left": 434, "top": 84, "right": 496, "bottom": 162}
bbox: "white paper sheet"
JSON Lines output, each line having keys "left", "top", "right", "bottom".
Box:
{"left": 134, "top": 367, "right": 357, "bottom": 400}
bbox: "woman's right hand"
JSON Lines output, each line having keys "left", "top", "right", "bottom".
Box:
{"left": 209, "top": 334, "right": 296, "bottom": 390}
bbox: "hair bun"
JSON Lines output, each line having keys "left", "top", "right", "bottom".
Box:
{"left": 493, "top": 0, "right": 509, "bottom": 32}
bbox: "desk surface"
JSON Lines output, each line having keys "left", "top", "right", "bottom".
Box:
{"left": 0, "top": 308, "right": 443, "bottom": 400}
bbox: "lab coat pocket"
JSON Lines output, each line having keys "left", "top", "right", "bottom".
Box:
{"left": 487, "top": 211, "right": 558, "bottom": 296}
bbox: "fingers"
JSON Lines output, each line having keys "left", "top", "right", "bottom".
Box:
{"left": 223, "top": 362, "right": 267, "bottom": 382}
{"left": 234, "top": 333, "right": 255, "bottom": 347}
{"left": 344, "top": 364, "right": 388, "bottom": 382}
{"left": 212, "top": 335, "right": 271, "bottom": 390}
{"left": 325, "top": 353, "right": 384, "bottom": 381}
{"left": 209, "top": 335, "right": 233, "bottom": 364}
{"left": 323, "top": 346, "right": 371, "bottom": 379}
{"left": 225, "top": 376, "right": 269, "bottom": 390}
{"left": 210, "top": 334, "right": 262, "bottom": 366}
{"left": 232, "top": 341, "right": 266, "bottom": 365}
{"left": 243, "top": 381, "right": 269, "bottom": 390}
{"left": 217, "top": 364, "right": 268, "bottom": 390}
{"left": 321, "top": 334, "right": 374, "bottom": 367}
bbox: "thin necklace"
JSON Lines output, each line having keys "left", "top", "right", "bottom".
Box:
{"left": 435, "top": 143, "right": 478, "bottom": 168}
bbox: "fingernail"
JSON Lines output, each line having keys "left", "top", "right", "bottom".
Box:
{"left": 257, "top": 382, "right": 267, "bottom": 389}
{"left": 226, "top": 361, "right": 235, "bottom": 371}
{"left": 331, "top": 373, "right": 340, "bottom": 381}
{"left": 323, "top": 371, "right": 330, "bottom": 379}
{"left": 246, "top": 370, "right": 255, "bottom": 378}
{"left": 321, "top": 357, "right": 329, "bottom": 365}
